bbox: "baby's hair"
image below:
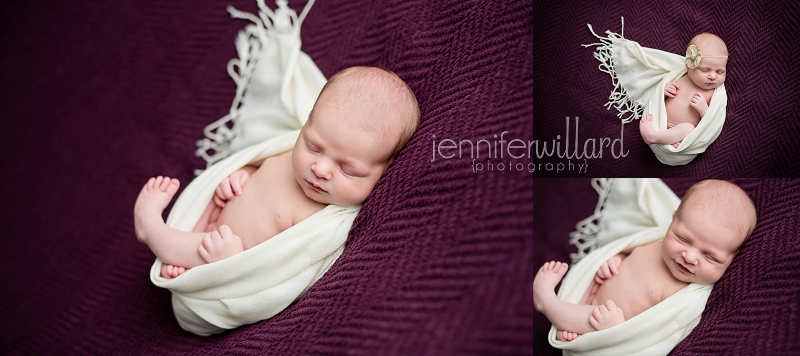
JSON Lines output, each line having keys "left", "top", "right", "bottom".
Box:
{"left": 688, "top": 32, "right": 729, "bottom": 57}
{"left": 676, "top": 180, "right": 757, "bottom": 250}
{"left": 313, "top": 66, "right": 420, "bottom": 163}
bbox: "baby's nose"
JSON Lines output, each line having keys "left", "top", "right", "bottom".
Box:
{"left": 682, "top": 250, "right": 698, "bottom": 264}
{"left": 312, "top": 161, "right": 332, "bottom": 180}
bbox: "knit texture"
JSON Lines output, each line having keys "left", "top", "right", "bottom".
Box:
{"left": 0, "top": 0, "right": 533, "bottom": 354}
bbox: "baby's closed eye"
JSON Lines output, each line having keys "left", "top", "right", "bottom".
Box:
{"left": 340, "top": 166, "right": 356, "bottom": 176}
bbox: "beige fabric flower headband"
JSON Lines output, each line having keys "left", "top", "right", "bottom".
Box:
{"left": 685, "top": 44, "right": 728, "bottom": 69}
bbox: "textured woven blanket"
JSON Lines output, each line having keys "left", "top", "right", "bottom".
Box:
{"left": 551, "top": 179, "right": 711, "bottom": 355}
{"left": 585, "top": 24, "right": 727, "bottom": 166}
{"left": 0, "top": 0, "right": 534, "bottom": 354}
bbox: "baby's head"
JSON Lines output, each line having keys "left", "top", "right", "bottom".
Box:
{"left": 292, "top": 66, "right": 420, "bottom": 206}
{"left": 685, "top": 33, "right": 728, "bottom": 91}
{"left": 662, "top": 180, "right": 756, "bottom": 285}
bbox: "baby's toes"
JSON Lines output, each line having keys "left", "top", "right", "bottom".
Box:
{"left": 158, "top": 177, "right": 173, "bottom": 191}
{"left": 146, "top": 177, "right": 157, "bottom": 190}
{"left": 161, "top": 264, "right": 172, "bottom": 278}
{"left": 166, "top": 178, "right": 180, "bottom": 195}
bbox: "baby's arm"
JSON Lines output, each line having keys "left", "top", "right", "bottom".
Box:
{"left": 214, "top": 165, "right": 258, "bottom": 207}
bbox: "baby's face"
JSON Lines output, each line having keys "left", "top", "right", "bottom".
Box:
{"left": 687, "top": 56, "right": 727, "bottom": 91}
{"left": 291, "top": 98, "right": 391, "bottom": 206}
{"left": 661, "top": 200, "right": 743, "bottom": 285}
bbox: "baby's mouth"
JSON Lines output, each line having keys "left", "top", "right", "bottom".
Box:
{"left": 306, "top": 180, "right": 327, "bottom": 193}
{"left": 675, "top": 260, "right": 693, "bottom": 274}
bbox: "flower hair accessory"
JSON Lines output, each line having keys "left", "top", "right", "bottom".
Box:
{"left": 685, "top": 44, "right": 702, "bottom": 69}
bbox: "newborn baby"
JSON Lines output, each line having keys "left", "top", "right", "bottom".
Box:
{"left": 134, "top": 66, "right": 419, "bottom": 278}
{"left": 533, "top": 179, "right": 756, "bottom": 341}
{"left": 639, "top": 33, "right": 728, "bottom": 148}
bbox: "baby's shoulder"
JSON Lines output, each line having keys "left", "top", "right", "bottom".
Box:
{"left": 629, "top": 240, "right": 662, "bottom": 255}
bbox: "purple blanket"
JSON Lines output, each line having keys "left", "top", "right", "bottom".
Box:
{"left": 0, "top": 0, "right": 533, "bottom": 354}
{"left": 534, "top": 179, "right": 800, "bottom": 355}
{"left": 532, "top": 1, "right": 800, "bottom": 177}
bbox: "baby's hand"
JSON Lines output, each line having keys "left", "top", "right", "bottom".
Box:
{"left": 594, "top": 254, "right": 622, "bottom": 284}
{"left": 214, "top": 169, "right": 250, "bottom": 207}
{"left": 689, "top": 93, "right": 709, "bottom": 117}
{"left": 589, "top": 300, "right": 626, "bottom": 330}
{"left": 198, "top": 225, "right": 244, "bottom": 263}
{"left": 664, "top": 82, "right": 680, "bottom": 98}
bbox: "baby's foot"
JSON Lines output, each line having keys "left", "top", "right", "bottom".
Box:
{"left": 557, "top": 330, "right": 581, "bottom": 342}
{"left": 533, "top": 261, "right": 569, "bottom": 313}
{"left": 638, "top": 114, "right": 657, "bottom": 145}
{"left": 161, "top": 264, "right": 187, "bottom": 279}
{"left": 134, "top": 176, "right": 180, "bottom": 243}
{"left": 671, "top": 140, "right": 682, "bottom": 149}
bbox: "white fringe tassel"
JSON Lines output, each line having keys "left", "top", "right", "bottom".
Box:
{"left": 568, "top": 178, "right": 614, "bottom": 264}
{"left": 194, "top": 0, "right": 315, "bottom": 175}
{"left": 582, "top": 17, "right": 643, "bottom": 124}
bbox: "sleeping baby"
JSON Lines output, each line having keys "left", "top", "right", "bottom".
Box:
{"left": 533, "top": 179, "right": 756, "bottom": 342}
{"left": 639, "top": 33, "right": 728, "bottom": 149}
{"left": 134, "top": 66, "right": 419, "bottom": 278}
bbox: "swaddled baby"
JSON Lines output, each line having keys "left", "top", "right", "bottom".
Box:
{"left": 639, "top": 33, "right": 728, "bottom": 149}
{"left": 534, "top": 180, "right": 756, "bottom": 342}
{"left": 134, "top": 66, "right": 419, "bottom": 278}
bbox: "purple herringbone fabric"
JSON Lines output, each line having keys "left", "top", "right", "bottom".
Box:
{"left": 0, "top": 0, "right": 533, "bottom": 354}
{"left": 534, "top": 179, "right": 800, "bottom": 355}
{"left": 532, "top": 1, "right": 800, "bottom": 177}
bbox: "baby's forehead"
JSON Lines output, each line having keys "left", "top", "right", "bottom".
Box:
{"left": 683, "top": 194, "right": 748, "bottom": 243}
{"left": 700, "top": 56, "right": 727, "bottom": 68}
{"left": 694, "top": 36, "right": 728, "bottom": 56}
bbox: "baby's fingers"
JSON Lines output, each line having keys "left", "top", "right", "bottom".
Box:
{"left": 591, "top": 306, "right": 604, "bottom": 321}
{"left": 600, "top": 263, "right": 611, "bottom": 279}
{"left": 589, "top": 315, "right": 599, "bottom": 329}
{"left": 605, "top": 299, "right": 618, "bottom": 311}
{"left": 199, "top": 236, "right": 211, "bottom": 258}
{"left": 219, "top": 178, "right": 234, "bottom": 200}
{"left": 231, "top": 178, "right": 243, "bottom": 195}
{"left": 595, "top": 274, "right": 604, "bottom": 284}
{"left": 213, "top": 194, "right": 226, "bottom": 208}
{"left": 219, "top": 225, "right": 234, "bottom": 238}
{"left": 610, "top": 260, "right": 619, "bottom": 275}
{"left": 235, "top": 172, "right": 249, "bottom": 194}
